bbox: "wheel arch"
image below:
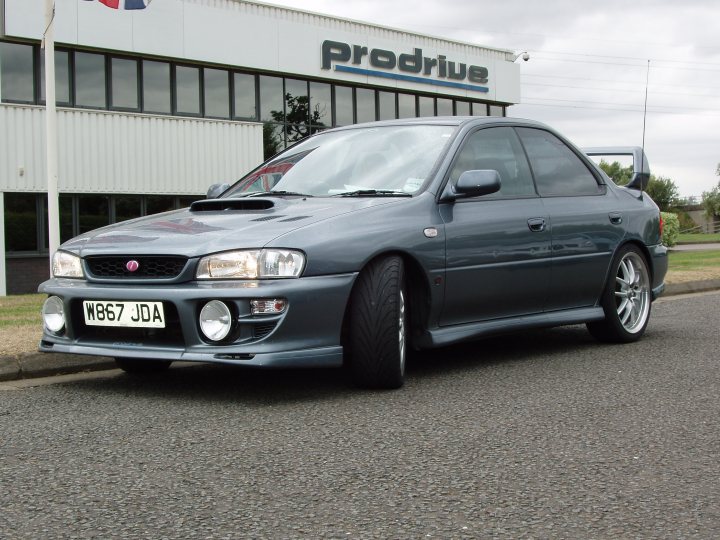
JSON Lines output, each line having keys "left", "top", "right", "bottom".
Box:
{"left": 341, "top": 250, "right": 432, "bottom": 352}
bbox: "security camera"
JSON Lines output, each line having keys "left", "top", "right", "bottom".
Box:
{"left": 521, "top": 52, "right": 530, "bottom": 62}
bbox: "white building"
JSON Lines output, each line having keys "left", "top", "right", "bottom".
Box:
{"left": 0, "top": 0, "right": 520, "bottom": 295}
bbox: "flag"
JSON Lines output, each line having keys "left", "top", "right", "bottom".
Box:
{"left": 83, "top": 0, "right": 153, "bottom": 10}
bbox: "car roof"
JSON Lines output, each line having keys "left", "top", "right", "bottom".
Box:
{"left": 326, "top": 116, "right": 551, "bottom": 132}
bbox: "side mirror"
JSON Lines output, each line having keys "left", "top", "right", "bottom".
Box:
{"left": 206, "top": 183, "right": 230, "bottom": 199}
{"left": 453, "top": 170, "right": 501, "bottom": 199}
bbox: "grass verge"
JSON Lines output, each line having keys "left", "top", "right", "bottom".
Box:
{"left": 677, "top": 233, "right": 720, "bottom": 244}
{"left": 0, "top": 293, "right": 44, "bottom": 328}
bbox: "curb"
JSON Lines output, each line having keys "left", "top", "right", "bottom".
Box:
{"left": 2, "top": 281, "right": 719, "bottom": 384}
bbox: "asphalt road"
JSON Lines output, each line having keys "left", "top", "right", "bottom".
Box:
{"left": 1, "top": 292, "right": 719, "bottom": 539}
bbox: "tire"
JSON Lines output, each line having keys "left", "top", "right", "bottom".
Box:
{"left": 346, "top": 256, "right": 407, "bottom": 389}
{"left": 115, "top": 358, "right": 172, "bottom": 374}
{"left": 587, "top": 245, "right": 652, "bottom": 343}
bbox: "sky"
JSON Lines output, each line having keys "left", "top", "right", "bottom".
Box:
{"left": 268, "top": 0, "right": 720, "bottom": 199}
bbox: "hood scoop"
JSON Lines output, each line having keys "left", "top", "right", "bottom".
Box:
{"left": 190, "top": 199, "right": 275, "bottom": 212}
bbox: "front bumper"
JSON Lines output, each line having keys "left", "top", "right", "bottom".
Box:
{"left": 38, "top": 273, "right": 357, "bottom": 369}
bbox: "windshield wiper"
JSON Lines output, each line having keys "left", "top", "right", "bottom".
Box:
{"left": 331, "top": 189, "right": 412, "bottom": 197}
{"left": 246, "top": 191, "right": 313, "bottom": 198}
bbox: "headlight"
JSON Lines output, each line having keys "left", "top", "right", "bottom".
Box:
{"left": 196, "top": 249, "right": 305, "bottom": 279}
{"left": 52, "top": 251, "right": 84, "bottom": 278}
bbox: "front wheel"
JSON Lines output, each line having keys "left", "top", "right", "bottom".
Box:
{"left": 587, "top": 245, "right": 652, "bottom": 343}
{"left": 115, "top": 358, "right": 173, "bottom": 374}
{"left": 346, "top": 256, "right": 407, "bottom": 389}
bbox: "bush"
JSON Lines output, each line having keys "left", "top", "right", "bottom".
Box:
{"left": 661, "top": 212, "right": 679, "bottom": 247}
{"left": 674, "top": 210, "right": 697, "bottom": 232}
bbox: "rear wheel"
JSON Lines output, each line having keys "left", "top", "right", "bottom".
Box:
{"left": 115, "top": 358, "right": 172, "bottom": 374}
{"left": 587, "top": 245, "right": 651, "bottom": 343}
{"left": 346, "top": 256, "right": 407, "bottom": 389}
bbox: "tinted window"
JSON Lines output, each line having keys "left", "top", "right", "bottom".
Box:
{"left": 309, "top": 82, "right": 331, "bottom": 126}
{"left": 455, "top": 101, "right": 470, "bottom": 116}
{"left": 378, "top": 91, "right": 396, "bottom": 120}
{"left": 175, "top": 66, "right": 200, "bottom": 115}
{"left": 204, "top": 68, "right": 230, "bottom": 118}
{"left": 4, "top": 193, "right": 38, "bottom": 251}
{"left": 285, "top": 78, "right": 308, "bottom": 125}
{"left": 233, "top": 73, "right": 256, "bottom": 120}
{"left": 143, "top": 60, "right": 171, "bottom": 114}
{"left": 146, "top": 196, "right": 175, "bottom": 215}
{"left": 111, "top": 57, "right": 139, "bottom": 110}
{"left": 418, "top": 96, "right": 434, "bottom": 116}
{"left": 398, "top": 93, "right": 416, "bottom": 118}
{"left": 516, "top": 128, "right": 601, "bottom": 196}
{"left": 259, "top": 75, "right": 283, "bottom": 122}
{"left": 40, "top": 50, "right": 71, "bottom": 105}
{"left": 79, "top": 195, "right": 109, "bottom": 234}
{"left": 355, "top": 88, "right": 375, "bottom": 123}
{"left": 334, "top": 86, "right": 353, "bottom": 126}
{"left": 489, "top": 105, "right": 505, "bottom": 117}
{"left": 114, "top": 196, "right": 142, "bottom": 223}
{"left": 436, "top": 98, "right": 453, "bottom": 116}
{"left": 75, "top": 52, "right": 106, "bottom": 108}
{"left": 0, "top": 42, "right": 34, "bottom": 103}
{"left": 450, "top": 127, "right": 536, "bottom": 198}
{"left": 472, "top": 103, "right": 487, "bottom": 116}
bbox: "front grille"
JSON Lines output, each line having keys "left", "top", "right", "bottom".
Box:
{"left": 86, "top": 256, "right": 188, "bottom": 279}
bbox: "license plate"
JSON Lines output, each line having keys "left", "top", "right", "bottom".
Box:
{"left": 83, "top": 301, "right": 165, "bottom": 328}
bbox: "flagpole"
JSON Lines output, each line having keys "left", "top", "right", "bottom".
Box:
{"left": 43, "top": 0, "right": 60, "bottom": 275}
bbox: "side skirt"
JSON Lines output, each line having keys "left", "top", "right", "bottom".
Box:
{"left": 419, "top": 307, "right": 605, "bottom": 348}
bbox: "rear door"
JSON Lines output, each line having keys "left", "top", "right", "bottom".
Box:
{"left": 515, "top": 127, "right": 625, "bottom": 311}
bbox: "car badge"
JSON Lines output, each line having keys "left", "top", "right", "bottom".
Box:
{"left": 126, "top": 260, "right": 140, "bottom": 272}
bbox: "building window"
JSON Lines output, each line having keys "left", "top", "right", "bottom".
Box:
{"left": 398, "top": 93, "right": 416, "bottom": 118}
{"left": 378, "top": 91, "right": 396, "bottom": 120}
{"left": 78, "top": 195, "right": 110, "bottom": 234}
{"left": 436, "top": 98, "right": 453, "bottom": 116}
{"left": 355, "top": 88, "right": 376, "bottom": 123}
{"left": 143, "top": 60, "right": 171, "bottom": 114}
{"left": 489, "top": 104, "right": 505, "bottom": 117}
{"left": 472, "top": 103, "right": 488, "bottom": 116}
{"left": 175, "top": 65, "right": 201, "bottom": 116}
{"left": 204, "top": 67, "right": 230, "bottom": 119}
{"left": 4, "top": 193, "right": 38, "bottom": 252}
{"left": 59, "top": 195, "right": 75, "bottom": 243}
{"left": 110, "top": 57, "right": 139, "bottom": 110}
{"left": 0, "top": 42, "right": 35, "bottom": 103}
{"left": 233, "top": 72, "right": 256, "bottom": 120}
{"left": 418, "top": 96, "right": 434, "bottom": 117}
{"left": 455, "top": 100, "right": 470, "bottom": 116}
{"left": 309, "top": 82, "right": 331, "bottom": 127}
{"left": 40, "top": 50, "right": 71, "bottom": 105}
{"left": 75, "top": 51, "right": 107, "bottom": 109}
{"left": 334, "top": 85, "right": 353, "bottom": 126}
{"left": 259, "top": 75, "right": 283, "bottom": 122}
{"left": 114, "top": 196, "right": 142, "bottom": 222}
{"left": 146, "top": 195, "right": 176, "bottom": 215}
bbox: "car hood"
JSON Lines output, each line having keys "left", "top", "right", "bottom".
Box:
{"left": 61, "top": 196, "right": 404, "bottom": 257}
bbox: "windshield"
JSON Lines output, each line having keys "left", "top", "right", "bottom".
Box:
{"left": 223, "top": 124, "right": 457, "bottom": 197}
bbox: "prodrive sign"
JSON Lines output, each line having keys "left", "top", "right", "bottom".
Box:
{"left": 321, "top": 39, "right": 490, "bottom": 93}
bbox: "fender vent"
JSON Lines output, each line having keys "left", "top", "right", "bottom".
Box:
{"left": 279, "top": 216, "right": 311, "bottom": 222}
{"left": 250, "top": 215, "right": 286, "bottom": 222}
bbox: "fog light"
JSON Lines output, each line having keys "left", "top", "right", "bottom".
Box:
{"left": 42, "top": 296, "right": 65, "bottom": 333}
{"left": 250, "top": 298, "right": 287, "bottom": 315}
{"left": 199, "top": 300, "right": 232, "bottom": 341}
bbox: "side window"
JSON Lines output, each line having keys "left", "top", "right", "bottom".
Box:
{"left": 516, "top": 128, "right": 601, "bottom": 196}
{"left": 450, "top": 127, "right": 536, "bottom": 198}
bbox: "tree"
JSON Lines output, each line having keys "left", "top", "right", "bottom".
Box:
{"left": 645, "top": 176, "right": 679, "bottom": 212}
{"left": 703, "top": 180, "right": 720, "bottom": 219}
{"left": 598, "top": 160, "right": 679, "bottom": 211}
{"left": 598, "top": 160, "right": 633, "bottom": 186}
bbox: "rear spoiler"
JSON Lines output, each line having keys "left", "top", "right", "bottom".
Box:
{"left": 583, "top": 146, "right": 650, "bottom": 191}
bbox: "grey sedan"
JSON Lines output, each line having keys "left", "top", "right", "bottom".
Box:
{"left": 39, "top": 117, "right": 667, "bottom": 389}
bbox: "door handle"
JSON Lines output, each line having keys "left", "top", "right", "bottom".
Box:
{"left": 609, "top": 212, "right": 623, "bottom": 225}
{"left": 527, "top": 217, "right": 546, "bottom": 232}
